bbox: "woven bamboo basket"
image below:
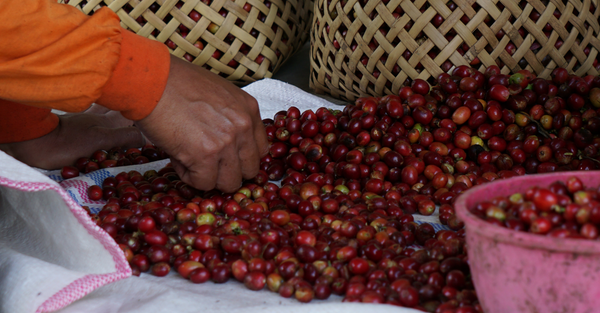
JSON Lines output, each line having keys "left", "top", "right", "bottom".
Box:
{"left": 310, "top": 0, "right": 600, "bottom": 101}
{"left": 62, "top": 0, "right": 313, "bottom": 84}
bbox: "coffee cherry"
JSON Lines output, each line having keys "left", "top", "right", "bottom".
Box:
{"left": 61, "top": 166, "right": 79, "bottom": 179}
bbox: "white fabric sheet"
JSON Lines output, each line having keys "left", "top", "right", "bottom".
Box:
{"left": 1, "top": 79, "right": 425, "bottom": 313}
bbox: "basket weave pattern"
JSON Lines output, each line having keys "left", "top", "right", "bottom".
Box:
{"left": 64, "top": 0, "right": 312, "bottom": 83}
{"left": 310, "top": 0, "right": 600, "bottom": 101}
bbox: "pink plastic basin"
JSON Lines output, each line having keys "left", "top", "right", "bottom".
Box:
{"left": 455, "top": 171, "right": 600, "bottom": 313}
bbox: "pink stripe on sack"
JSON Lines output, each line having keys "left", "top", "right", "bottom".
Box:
{"left": 0, "top": 178, "right": 131, "bottom": 313}
{"left": 60, "top": 179, "right": 104, "bottom": 204}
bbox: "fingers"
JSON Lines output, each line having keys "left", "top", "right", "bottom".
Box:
{"left": 174, "top": 149, "right": 243, "bottom": 193}
{"left": 173, "top": 155, "right": 220, "bottom": 191}
{"left": 238, "top": 135, "right": 261, "bottom": 180}
{"left": 170, "top": 158, "right": 187, "bottom": 179}
{"left": 245, "top": 96, "right": 269, "bottom": 157}
{"left": 134, "top": 58, "right": 270, "bottom": 193}
{"left": 216, "top": 144, "right": 243, "bottom": 192}
{"left": 254, "top": 122, "right": 269, "bottom": 157}
{"left": 171, "top": 158, "right": 211, "bottom": 191}
{"left": 237, "top": 119, "right": 268, "bottom": 180}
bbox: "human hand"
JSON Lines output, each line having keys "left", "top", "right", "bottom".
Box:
{"left": 135, "top": 55, "right": 268, "bottom": 192}
{"left": 0, "top": 110, "right": 145, "bottom": 169}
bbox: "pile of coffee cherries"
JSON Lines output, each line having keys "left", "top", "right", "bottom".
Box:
{"left": 320, "top": 0, "right": 599, "bottom": 89}
{"left": 471, "top": 176, "right": 600, "bottom": 239}
{"left": 60, "top": 144, "right": 168, "bottom": 179}
{"left": 88, "top": 165, "right": 476, "bottom": 311}
{"left": 75, "top": 66, "right": 600, "bottom": 312}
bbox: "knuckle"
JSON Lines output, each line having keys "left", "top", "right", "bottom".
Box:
{"left": 203, "top": 140, "right": 226, "bottom": 155}
{"left": 233, "top": 115, "right": 253, "bottom": 132}
{"left": 220, "top": 133, "right": 235, "bottom": 147}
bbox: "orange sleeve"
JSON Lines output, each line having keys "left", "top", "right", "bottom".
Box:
{"left": 0, "top": 100, "right": 59, "bottom": 143}
{"left": 97, "top": 30, "right": 171, "bottom": 120}
{"left": 0, "top": 0, "right": 170, "bottom": 121}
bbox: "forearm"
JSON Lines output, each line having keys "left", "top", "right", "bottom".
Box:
{"left": 0, "top": 0, "right": 170, "bottom": 120}
{"left": 0, "top": 0, "right": 171, "bottom": 144}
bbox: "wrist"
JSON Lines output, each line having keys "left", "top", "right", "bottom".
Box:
{"left": 96, "top": 30, "right": 171, "bottom": 121}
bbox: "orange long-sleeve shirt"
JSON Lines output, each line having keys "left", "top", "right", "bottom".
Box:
{"left": 0, "top": 0, "right": 171, "bottom": 143}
